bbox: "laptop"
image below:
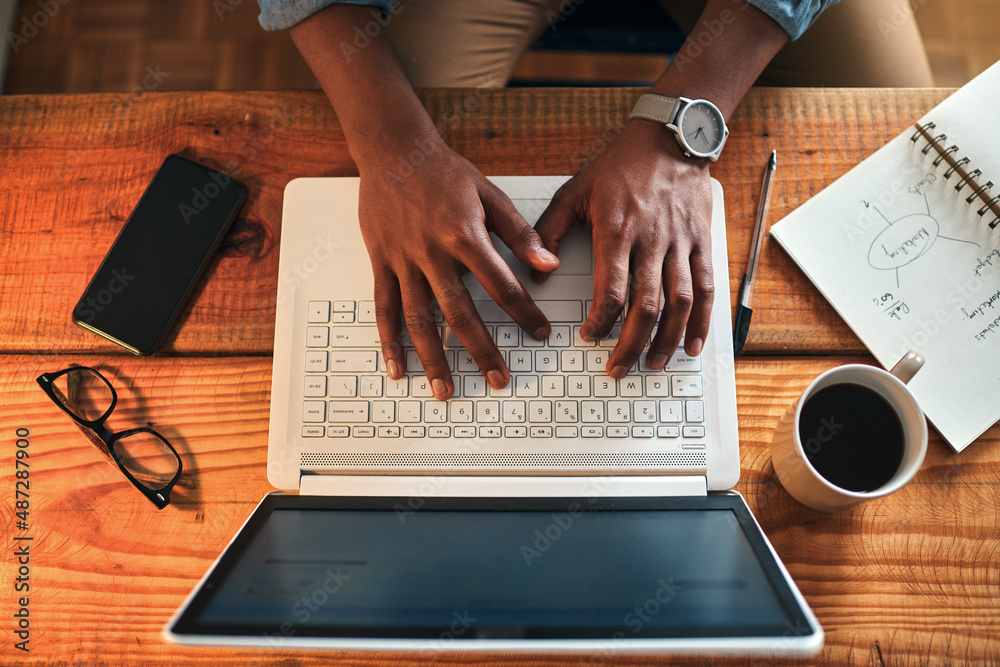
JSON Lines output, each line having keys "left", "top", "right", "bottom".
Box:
{"left": 165, "top": 176, "right": 822, "bottom": 655}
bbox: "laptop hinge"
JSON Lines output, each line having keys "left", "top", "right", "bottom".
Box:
{"left": 299, "top": 474, "right": 708, "bottom": 498}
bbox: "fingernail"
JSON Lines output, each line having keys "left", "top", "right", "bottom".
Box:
{"left": 431, "top": 378, "right": 449, "bottom": 400}
{"left": 486, "top": 369, "right": 506, "bottom": 389}
{"left": 687, "top": 338, "right": 704, "bottom": 356}
{"left": 532, "top": 326, "right": 550, "bottom": 340}
{"left": 648, "top": 353, "right": 667, "bottom": 369}
{"left": 538, "top": 248, "right": 558, "bottom": 263}
{"left": 387, "top": 359, "right": 400, "bottom": 379}
{"left": 609, "top": 365, "right": 629, "bottom": 380}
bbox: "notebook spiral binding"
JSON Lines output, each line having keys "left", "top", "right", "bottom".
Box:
{"left": 911, "top": 121, "right": 1000, "bottom": 229}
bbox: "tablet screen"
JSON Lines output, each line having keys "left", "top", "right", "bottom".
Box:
{"left": 170, "top": 495, "right": 815, "bottom": 643}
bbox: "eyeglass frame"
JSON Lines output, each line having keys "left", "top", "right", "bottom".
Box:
{"left": 36, "top": 365, "right": 182, "bottom": 509}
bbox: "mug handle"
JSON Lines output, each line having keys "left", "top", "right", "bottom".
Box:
{"left": 889, "top": 349, "right": 924, "bottom": 384}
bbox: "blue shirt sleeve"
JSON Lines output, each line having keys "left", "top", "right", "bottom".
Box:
{"left": 744, "top": 0, "right": 839, "bottom": 40}
{"left": 257, "top": 0, "right": 391, "bottom": 31}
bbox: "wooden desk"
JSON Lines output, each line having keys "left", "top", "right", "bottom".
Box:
{"left": 1, "top": 88, "right": 998, "bottom": 665}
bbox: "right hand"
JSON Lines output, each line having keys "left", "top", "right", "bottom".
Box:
{"left": 357, "top": 139, "right": 560, "bottom": 401}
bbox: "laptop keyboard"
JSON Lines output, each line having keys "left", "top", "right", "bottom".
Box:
{"left": 300, "top": 299, "right": 708, "bottom": 441}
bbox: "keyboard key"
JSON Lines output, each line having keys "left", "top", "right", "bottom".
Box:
{"left": 333, "top": 300, "right": 355, "bottom": 312}
{"left": 607, "top": 400, "right": 631, "bottom": 423}
{"left": 620, "top": 377, "right": 643, "bottom": 397}
{"left": 586, "top": 350, "right": 609, "bottom": 372}
{"left": 405, "top": 351, "right": 424, "bottom": 373}
{"left": 464, "top": 375, "right": 487, "bottom": 398}
{"left": 555, "top": 426, "right": 579, "bottom": 438}
{"left": 549, "top": 326, "right": 572, "bottom": 347}
{"left": 327, "top": 401, "right": 368, "bottom": 422}
{"left": 451, "top": 401, "right": 474, "bottom": 423}
{"left": 398, "top": 401, "right": 421, "bottom": 423}
{"left": 424, "top": 401, "right": 448, "bottom": 423}
{"left": 686, "top": 400, "right": 705, "bottom": 423}
{"left": 358, "top": 301, "right": 376, "bottom": 323}
{"left": 683, "top": 426, "right": 706, "bottom": 438}
{"left": 307, "top": 301, "right": 331, "bottom": 323}
{"left": 581, "top": 401, "right": 605, "bottom": 423}
{"left": 378, "top": 425, "right": 401, "bottom": 438}
{"left": 607, "top": 426, "right": 629, "bottom": 438}
{"left": 480, "top": 426, "right": 502, "bottom": 438}
{"left": 535, "top": 350, "right": 558, "bottom": 372}
{"left": 412, "top": 377, "right": 434, "bottom": 398}
{"left": 403, "top": 426, "right": 426, "bottom": 438}
{"left": 567, "top": 375, "right": 591, "bottom": 397}
{"left": 329, "top": 351, "right": 378, "bottom": 373}
{"left": 455, "top": 426, "right": 477, "bottom": 438}
{"left": 509, "top": 351, "right": 532, "bottom": 372}
{"left": 645, "top": 375, "right": 670, "bottom": 397}
{"left": 303, "top": 401, "right": 325, "bottom": 423}
{"left": 657, "top": 425, "right": 681, "bottom": 438}
{"left": 582, "top": 426, "right": 603, "bottom": 438}
{"left": 594, "top": 376, "right": 616, "bottom": 397}
{"left": 666, "top": 354, "right": 702, "bottom": 372}
{"left": 522, "top": 334, "right": 545, "bottom": 348}
{"left": 528, "top": 401, "right": 552, "bottom": 423}
{"left": 302, "top": 426, "right": 325, "bottom": 437}
{"left": 330, "top": 326, "right": 380, "bottom": 347}
{"left": 514, "top": 375, "right": 539, "bottom": 397}
{"left": 429, "top": 426, "right": 451, "bottom": 438}
{"left": 442, "top": 327, "right": 463, "bottom": 349}
{"left": 541, "top": 376, "right": 565, "bottom": 398}
{"left": 503, "top": 401, "right": 526, "bottom": 423}
{"left": 328, "top": 377, "right": 358, "bottom": 398}
{"left": 632, "top": 426, "right": 655, "bottom": 438}
{"left": 304, "top": 376, "right": 327, "bottom": 398}
{"left": 385, "top": 376, "right": 408, "bottom": 397}
{"left": 305, "top": 350, "right": 328, "bottom": 372}
{"left": 561, "top": 350, "right": 584, "bottom": 373}
{"left": 489, "top": 382, "right": 513, "bottom": 398}
{"left": 372, "top": 401, "right": 395, "bottom": 423}
{"left": 456, "top": 352, "right": 477, "bottom": 372}
{"left": 333, "top": 312, "right": 355, "bottom": 323}
{"left": 327, "top": 426, "right": 350, "bottom": 437}
{"left": 360, "top": 375, "right": 383, "bottom": 397}
{"left": 473, "top": 299, "right": 581, "bottom": 323}
{"left": 597, "top": 326, "right": 621, "bottom": 348}
{"left": 504, "top": 426, "right": 528, "bottom": 438}
{"left": 306, "top": 326, "right": 329, "bottom": 348}
{"left": 634, "top": 400, "right": 657, "bottom": 423}
{"left": 672, "top": 375, "right": 704, "bottom": 397}
{"left": 555, "top": 401, "right": 579, "bottom": 423}
{"left": 354, "top": 425, "right": 376, "bottom": 437}
{"left": 495, "top": 325, "right": 519, "bottom": 347}
{"left": 477, "top": 401, "right": 500, "bottom": 423}
{"left": 574, "top": 326, "right": 595, "bottom": 347}
{"left": 530, "top": 426, "right": 553, "bottom": 438}
{"left": 659, "top": 400, "right": 683, "bottom": 422}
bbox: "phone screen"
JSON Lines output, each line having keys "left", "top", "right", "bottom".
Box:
{"left": 73, "top": 154, "right": 246, "bottom": 355}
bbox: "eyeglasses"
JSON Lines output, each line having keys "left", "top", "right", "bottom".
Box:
{"left": 36, "top": 366, "right": 183, "bottom": 509}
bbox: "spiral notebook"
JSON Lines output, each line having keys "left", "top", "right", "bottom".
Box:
{"left": 771, "top": 59, "right": 1000, "bottom": 452}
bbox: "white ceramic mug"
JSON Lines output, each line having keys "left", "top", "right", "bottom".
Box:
{"left": 771, "top": 351, "right": 928, "bottom": 512}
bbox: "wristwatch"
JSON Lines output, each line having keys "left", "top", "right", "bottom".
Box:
{"left": 629, "top": 94, "right": 729, "bottom": 161}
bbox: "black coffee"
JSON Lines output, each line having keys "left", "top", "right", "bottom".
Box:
{"left": 797, "top": 382, "right": 905, "bottom": 493}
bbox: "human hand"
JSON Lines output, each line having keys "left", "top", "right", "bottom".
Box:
{"left": 533, "top": 121, "right": 714, "bottom": 378}
{"left": 358, "top": 140, "right": 560, "bottom": 400}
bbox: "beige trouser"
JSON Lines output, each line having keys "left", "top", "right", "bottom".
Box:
{"left": 382, "top": 0, "right": 934, "bottom": 87}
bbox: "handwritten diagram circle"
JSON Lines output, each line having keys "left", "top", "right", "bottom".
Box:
{"left": 867, "top": 213, "right": 939, "bottom": 271}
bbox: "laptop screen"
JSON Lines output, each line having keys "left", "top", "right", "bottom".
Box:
{"left": 169, "top": 494, "right": 817, "bottom": 646}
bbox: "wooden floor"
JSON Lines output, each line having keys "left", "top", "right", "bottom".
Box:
{"left": 2, "top": 0, "right": 997, "bottom": 95}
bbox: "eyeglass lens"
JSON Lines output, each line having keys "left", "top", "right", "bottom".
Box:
{"left": 51, "top": 368, "right": 114, "bottom": 422}
{"left": 112, "top": 431, "right": 179, "bottom": 490}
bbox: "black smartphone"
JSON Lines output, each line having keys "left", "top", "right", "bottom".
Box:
{"left": 73, "top": 154, "right": 247, "bottom": 356}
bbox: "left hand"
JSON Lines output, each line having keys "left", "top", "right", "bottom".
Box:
{"left": 532, "top": 120, "right": 715, "bottom": 378}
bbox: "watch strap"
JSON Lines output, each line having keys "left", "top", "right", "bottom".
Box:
{"left": 629, "top": 94, "right": 683, "bottom": 125}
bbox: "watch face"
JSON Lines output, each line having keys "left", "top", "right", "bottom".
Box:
{"left": 677, "top": 100, "right": 726, "bottom": 158}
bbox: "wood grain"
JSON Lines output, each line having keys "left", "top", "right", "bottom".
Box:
{"left": 2, "top": 354, "right": 998, "bottom": 665}
{"left": 0, "top": 87, "right": 953, "bottom": 357}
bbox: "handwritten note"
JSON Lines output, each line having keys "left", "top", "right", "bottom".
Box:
{"left": 770, "top": 59, "right": 1000, "bottom": 451}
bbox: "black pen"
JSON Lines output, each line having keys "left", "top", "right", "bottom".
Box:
{"left": 733, "top": 150, "right": 776, "bottom": 355}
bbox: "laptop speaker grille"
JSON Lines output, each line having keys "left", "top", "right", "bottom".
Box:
{"left": 300, "top": 452, "right": 706, "bottom": 469}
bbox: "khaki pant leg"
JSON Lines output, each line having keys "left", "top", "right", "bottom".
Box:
{"left": 657, "top": 0, "right": 934, "bottom": 86}
{"left": 383, "top": 0, "right": 567, "bottom": 87}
